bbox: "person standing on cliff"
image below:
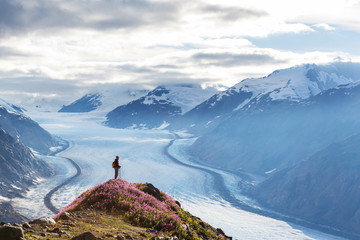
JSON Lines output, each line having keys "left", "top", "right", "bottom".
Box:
{"left": 112, "top": 156, "right": 121, "bottom": 179}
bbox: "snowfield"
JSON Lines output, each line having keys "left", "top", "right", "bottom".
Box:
{"left": 10, "top": 110, "right": 346, "bottom": 240}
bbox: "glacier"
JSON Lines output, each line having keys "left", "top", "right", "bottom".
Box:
{"left": 7, "top": 110, "right": 347, "bottom": 240}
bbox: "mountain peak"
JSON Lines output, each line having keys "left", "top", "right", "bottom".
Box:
{"left": 58, "top": 93, "right": 103, "bottom": 113}
{"left": 105, "top": 85, "right": 217, "bottom": 129}
{"left": 232, "top": 63, "right": 359, "bottom": 105}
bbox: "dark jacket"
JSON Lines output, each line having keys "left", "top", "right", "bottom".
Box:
{"left": 113, "top": 159, "right": 121, "bottom": 168}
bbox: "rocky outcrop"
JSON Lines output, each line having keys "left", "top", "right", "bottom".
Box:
{"left": 30, "top": 217, "right": 56, "bottom": 227}
{"left": 48, "top": 179, "right": 231, "bottom": 240}
{"left": 0, "top": 224, "right": 24, "bottom": 240}
{"left": 71, "top": 231, "right": 97, "bottom": 240}
{"left": 1, "top": 180, "right": 231, "bottom": 239}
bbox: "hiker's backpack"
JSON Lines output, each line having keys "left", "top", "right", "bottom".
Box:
{"left": 112, "top": 161, "right": 115, "bottom": 168}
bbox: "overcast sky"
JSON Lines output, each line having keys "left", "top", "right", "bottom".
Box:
{"left": 0, "top": 0, "right": 359, "bottom": 107}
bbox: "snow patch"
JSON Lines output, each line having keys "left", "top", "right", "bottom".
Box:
{"left": 10, "top": 184, "right": 22, "bottom": 190}
{"left": 265, "top": 168, "right": 277, "bottom": 174}
{"left": 156, "top": 121, "right": 170, "bottom": 130}
{"left": 0, "top": 195, "right": 10, "bottom": 202}
{"left": 234, "top": 98, "right": 251, "bottom": 111}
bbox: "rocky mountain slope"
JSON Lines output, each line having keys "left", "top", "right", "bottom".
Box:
{"left": 0, "top": 98, "right": 25, "bottom": 113}
{"left": 106, "top": 85, "right": 217, "bottom": 129}
{"left": 0, "top": 128, "right": 52, "bottom": 199}
{"left": 2, "top": 179, "right": 231, "bottom": 240}
{"left": 251, "top": 133, "right": 360, "bottom": 237}
{"left": 0, "top": 106, "right": 63, "bottom": 154}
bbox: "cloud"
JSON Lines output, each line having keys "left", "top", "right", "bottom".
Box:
{"left": 199, "top": 4, "right": 267, "bottom": 22}
{"left": 192, "top": 51, "right": 285, "bottom": 66}
{"left": 0, "top": 0, "right": 358, "bottom": 111}
{"left": 0, "top": 77, "right": 82, "bottom": 93}
{"left": 313, "top": 23, "right": 335, "bottom": 31}
{"left": 0, "top": 0, "right": 180, "bottom": 35}
{"left": 117, "top": 64, "right": 155, "bottom": 74}
{"left": 0, "top": 0, "right": 24, "bottom": 26}
{"left": 152, "top": 64, "right": 179, "bottom": 69}
{"left": 80, "top": 0, "right": 180, "bottom": 30}
{"left": 0, "top": 46, "right": 28, "bottom": 58}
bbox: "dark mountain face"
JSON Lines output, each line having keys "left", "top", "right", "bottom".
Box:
{"left": 105, "top": 87, "right": 181, "bottom": 129}
{"left": 0, "top": 202, "right": 28, "bottom": 223}
{"left": 0, "top": 128, "right": 52, "bottom": 199}
{"left": 251, "top": 133, "right": 360, "bottom": 236}
{"left": 0, "top": 106, "right": 62, "bottom": 154}
{"left": 58, "top": 93, "right": 102, "bottom": 113}
{"left": 190, "top": 83, "right": 360, "bottom": 175}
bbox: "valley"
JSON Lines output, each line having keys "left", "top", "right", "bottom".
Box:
{"left": 8, "top": 110, "right": 347, "bottom": 240}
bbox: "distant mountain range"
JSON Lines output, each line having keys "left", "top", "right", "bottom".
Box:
{"left": 171, "top": 62, "right": 360, "bottom": 132}
{"left": 105, "top": 85, "right": 217, "bottom": 129}
{"left": 57, "top": 89, "right": 149, "bottom": 113}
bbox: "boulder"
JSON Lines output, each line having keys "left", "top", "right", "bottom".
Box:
{"left": 0, "top": 225, "right": 24, "bottom": 240}
{"left": 30, "top": 217, "right": 56, "bottom": 226}
{"left": 71, "top": 231, "right": 97, "bottom": 240}
{"left": 22, "top": 222, "right": 31, "bottom": 229}
{"left": 58, "top": 211, "right": 72, "bottom": 220}
{"left": 142, "top": 183, "right": 163, "bottom": 201}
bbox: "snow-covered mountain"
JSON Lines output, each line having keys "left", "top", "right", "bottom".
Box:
{"left": 59, "top": 93, "right": 102, "bottom": 113}
{"left": 0, "top": 106, "right": 64, "bottom": 154}
{"left": 105, "top": 85, "right": 218, "bottom": 129}
{"left": 57, "top": 89, "right": 149, "bottom": 114}
{"left": 171, "top": 62, "right": 360, "bottom": 132}
{"left": 0, "top": 98, "right": 25, "bottom": 113}
{"left": 191, "top": 72, "right": 360, "bottom": 175}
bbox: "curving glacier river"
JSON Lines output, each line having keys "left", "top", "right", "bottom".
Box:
{"left": 10, "top": 111, "right": 347, "bottom": 240}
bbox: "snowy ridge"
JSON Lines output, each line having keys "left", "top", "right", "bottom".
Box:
{"left": 59, "top": 93, "right": 103, "bottom": 113}
{"left": 142, "top": 85, "right": 218, "bottom": 114}
{"left": 105, "top": 85, "right": 218, "bottom": 129}
{"left": 210, "top": 63, "right": 359, "bottom": 112}
{"left": 95, "top": 89, "right": 149, "bottom": 113}
{"left": 0, "top": 98, "right": 25, "bottom": 113}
